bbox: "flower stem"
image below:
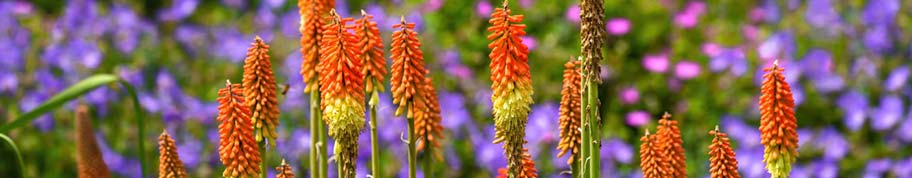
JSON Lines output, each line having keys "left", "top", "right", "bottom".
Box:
{"left": 370, "top": 103, "right": 381, "bottom": 178}
{"left": 310, "top": 91, "right": 325, "bottom": 178}
{"left": 260, "top": 141, "right": 267, "bottom": 178}
{"left": 572, "top": 154, "right": 580, "bottom": 178}
{"left": 579, "top": 82, "right": 590, "bottom": 178}
{"left": 407, "top": 115, "right": 417, "bottom": 178}
{"left": 584, "top": 80, "right": 600, "bottom": 178}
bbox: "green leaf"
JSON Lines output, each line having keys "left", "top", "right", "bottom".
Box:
{"left": 0, "top": 74, "right": 147, "bottom": 177}
{"left": 0, "top": 133, "right": 24, "bottom": 178}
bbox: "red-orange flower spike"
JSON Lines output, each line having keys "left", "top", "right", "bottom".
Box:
{"left": 657, "top": 112, "right": 687, "bottom": 177}
{"left": 298, "top": 0, "right": 329, "bottom": 93}
{"left": 416, "top": 76, "right": 444, "bottom": 152}
{"left": 75, "top": 105, "right": 111, "bottom": 178}
{"left": 217, "top": 81, "right": 262, "bottom": 178}
{"left": 487, "top": 1, "right": 534, "bottom": 176}
{"left": 242, "top": 36, "right": 280, "bottom": 147}
{"left": 759, "top": 60, "right": 798, "bottom": 178}
{"left": 390, "top": 17, "right": 429, "bottom": 119}
{"left": 275, "top": 159, "right": 295, "bottom": 178}
{"left": 709, "top": 126, "right": 741, "bottom": 178}
{"left": 556, "top": 59, "right": 581, "bottom": 165}
{"left": 159, "top": 130, "right": 188, "bottom": 178}
{"left": 495, "top": 149, "right": 538, "bottom": 178}
{"left": 640, "top": 130, "right": 670, "bottom": 178}
{"left": 319, "top": 10, "right": 365, "bottom": 178}
{"left": 357, "top": 10, "right": 387, "bottom": 94}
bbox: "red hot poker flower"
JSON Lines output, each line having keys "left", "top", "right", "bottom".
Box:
{"left": 217, "top": 81, "right": 261, "bottom": 178}
{"left": 759, "top": 60, "right": 798, "bottom": 178}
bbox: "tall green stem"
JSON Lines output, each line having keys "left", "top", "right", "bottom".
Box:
{"left": 571, "top": 154, "right": 580, "bottom": 178}
{"left": 585, "top": 80, "right": 600, "bottom": 178}
{"left": 310, "top": 91, "right": 325, "bottom": 178}
{"left": 579, "top": 89, "right": 590, "bottom": 178}
{"left": 369, "top": 101, "right": 381, "bottom": 178}
{"left": 260, "top": 142, "right": 267, "bottom": 178}
{"left": 407, "top": 116, "right": 417, "bottom": 178}
{"left": 423, "top": 149, "right": 433, "bottom": 177}
{"left": 317, "top": 97, "right": 327, "bottom": 178}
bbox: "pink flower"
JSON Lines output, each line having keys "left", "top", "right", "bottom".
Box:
{"left": 475, "top": 1, "right": 492, "bottom": 17}
{"left": 619, "top": 87, "right": 639, "bottom": 104}
{"left": 606, "top": 18, "right": 631, "bottom": 35}
{"left": 702, "top": 43, "right": 721, "bottom": 56}
{"left": 521, "top": 36, "right": 537, "bottom": 50}
{"left": 626, "top": 111, "right": 650, "bottom": 127}
{"left": 643, "top": 53, "right": 670, "bottom": 73}
{"left": 673, "top": 1, "right": 707, "bottom": 28}
{"left": 674, "top": 60, "right": 701, "bottom": 80}
{"left": 565, "top": 4, "right": 580, "bottom": 23}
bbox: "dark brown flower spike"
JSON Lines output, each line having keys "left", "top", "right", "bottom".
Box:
{"left": 657, "top": 112, "right": 687, "bottom": 177}
{"left": 75, "top": 105, "right": 111, "bottom": 178}
{"left": 556, "top": 59, "right": 581, "bottom": 165}
{"left": 242, "top": 36, "right": 280, "bottom": 147}
{"left": 709, "top": 126, "right": 741, "bottom": 178}
{"left": 217, "top": 80, "right": 261, "bottom": 178}
{"left": 159, "top": 129, "right": 188, "bottom": 178}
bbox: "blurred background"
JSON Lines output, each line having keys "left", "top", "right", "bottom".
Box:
{"left": 1, "top": 0, "right": 911, "bottom": 177}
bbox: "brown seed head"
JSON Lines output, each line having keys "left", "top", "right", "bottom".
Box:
{"left": 75, "top": 105, "right": 111, "bottom": 178}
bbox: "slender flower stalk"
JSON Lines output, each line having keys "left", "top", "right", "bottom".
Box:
{"left": 487, "top": 1, "right": 536, "bottom": 176}
{"left": 297, "top": 0, "right": 332, "bottom": 177}
{"left": 709, "top": 126, "right": 740, "bottom": 178}
{"left": 75, "top": 105, "right": 111, "bottom": 178}
{"left": 657, "top": 112, "right": 686, "bottom": 177}
{"left": 639, "top": 130, "right": 669, "bottom": 178}
{"left": 759, "top": 60, "right": 798, "bottom": 178}
{"left": 159, "top": 130, "right": 188, "bottom": 178}
{"left": 578, "top": 0, "right": 606, "bottom": 176}
{"left": 276, "top": 159, "right": 295, "bottom": 178}
{"left": 390, "top": 16, "right": 429, "bottom": 178}
{"left": 556, "top": 59, "right": 581, "bottom": 175}
{"left": 357, "top": 10, "right": 387, "bottom": 178}
{"left": 495, "top": 148, "right": 538, "bottom": 178}
{"left": 319, "top": 9, "right": 365, "bottom": 178}
{"left": 217, "top": 81, "right": 262, "bottom": 178}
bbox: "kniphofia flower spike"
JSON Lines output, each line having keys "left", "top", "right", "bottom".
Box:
{"left": 159, "top": 129, "right": 188, "bottom": 178}
{"left": 709, "top": 126, "right": 741, "bottom": 178}
{"left": 759, "top": 60, "right": 798, "bottom": 178}
{"left": 217, "top": 80, "right": 261, "bottom": 178}
{"left": 640, "top": 130, "right": 670, "bottom": 178}
{"left": 556, "top": 59, "right": 581, "bottom": 165}
{"left": 242, "top": 36, "right": 280, "bottom": 147}
{"left": 657, "top": 112, "right": 687, "bottom": 177}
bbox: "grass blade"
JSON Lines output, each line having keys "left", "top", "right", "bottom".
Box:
{"left": 0, "top": 74, "right": 147, "bottom": 177}
{"left": 0, "top": 133, "right": 24, "bottom": 178}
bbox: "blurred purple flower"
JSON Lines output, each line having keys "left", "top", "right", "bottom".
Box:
{"left": 674, "top": 60, "right": 701, "bottom": 80}
{"left": 565, "top": 4, "right": 580, "bottom": 23}
{"left": 528, "top": 102, "right": 559, "bottom": 153}
{"left": 158, "top": 0, "right": 199, "bottom": 22}
{"left": 0, "top": 71, "right": 17, "bottom": 94}
{"left": 255, "top": 4, "right": 277, "bottom": 29}
{"left": 852, "top": 57, "right": 877, "bottom": 78}
{"left": 893, "top": 158, "right": 912, "bottom": 178}
{"left": 439, "top": 49, "right": 473, "bottom": 80}
{"left": 604, "top": 139, "right": 633, "bottom": 164}
{"left": 21, "top": 91, "right": 53, "bottom": 132}
{"left": 810, "top": 159, "right": 839, "bottom": 178}
{"left": 177, "top": 135, "right": 203, "bottom": 169}
{"left": 804, "top": 0, "right": 840, "bottom": 31}
{"left": 864, "top": 159, "right": 892, "bottom": 178}
{"left": 800, "top": 49, "right": 833, "bottom": 79}
{"left": 863, "top": 24, "right": 892, "bottom": 54}
{"left": 441, "top": 91, "right": 471, "bottom": 137}
{"left": 811, "top": 74, "right": 844, "bottom": 93}
{"left": 815, "top": 127, "right": 848, "bottom": 159}
{"left": 721, "top": 115, "right": 761, "bottom": 148}
{"left": 475, "top": 89, "right": 493, "bottom": 115}
{"left": 221, "top": 0, "right": 245, "bottom": 9}
{"left": 896, "top": 113, "right": 912, "bottom": 142}
{"left": 475, "top": 1, "right": 493, "bottom": 17}
{"left": 710, "top": 48, "right": 747, "bottom": 76}
{"left": 872, "top": 95, "right": 903, "bottom": 131}
{"left": 174, "top": 24, "right": 207, "bottom": 55}
{"left": 521, "top": 36, "right": 537, "bottom": 50}
{"left": 210, "top": 27, "right": 250, "bottom": 63}
{"left": 758, "top": 31, "right": 796, "bottom": 60}
{"left": 735, "top": 147, "right": 770, "bottom": 178}
{"left": 475, "top": 126, "right": 506, "bottom": 174}
{"left": 280, "top": 10, "right": 300, "bottom": 37}
{"left": 116, "top": 65, "right": 145, "bottom": 88}
{"left": 760, "top": 0, "right": 780, "bottom": 23}
{"left": 702, "top": 43, "right": 721, "bottom": 56}
{"left": 861, "top": 0, "right": 899, "bottom": 26}
{"left": 790, "top": 164, "right": 809, "bottom": 178}
{"left": 673, "top": 1, "right": 706, "bottom": 28}
{"left": 885, "top": 66, "right": 909, "bottom": 91}
{"left": 619, "top": 87, "right": 639, "bottom": 104}
{"left": 625, "top": 110, "right": 650, "bottom": 127}
{"left": 606, "top": 18, "right": 630, "bottom": 35}
{"left": 97, "top": 134, "right": 143, "bottom": 178}
{"left": 838, "top": 90, "right": 868, "bottom": 131}
{"left": 422, "top": 0, "right": 443, "bottom": 13}
{"left": 377, "top": 93, "right": 406, "bottom": 144}
{"left": 642, "top": 53, "right": 669, "bottom": 73}
{"left": 110, "top": 3, "right": 144, "bottom": 53}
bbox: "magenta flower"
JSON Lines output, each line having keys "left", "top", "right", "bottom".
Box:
{"left": 619, "top": 87, "right": 639, "bottom": 105}
{"left": 565, "top": 4, "right": 580, "bottom": 23}
{"left": 642, "top": 53, "right": 669, "bottom": 73}
{"left": 474, "top": 1, "right": 492, "bottom": 17}
{"left": 674, "top": 60, "right": 701, "bottom": 80}
{"left": 606, "top": 18, "right": 630, "bottom": 35}
{"left": 625, "top": 110, "right": 650, "bottom": 127}
{"left": 521, "top": 36, "right": 537, "bottom": 50}
{"left": 673, "top": 1, "right": 706, "bottom": 28}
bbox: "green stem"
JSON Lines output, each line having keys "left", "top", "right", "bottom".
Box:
{"left": 585, "top": 80, "right": 601, "bottom": 178}
{"left": 571, "top": 154, "right": 579, "bottom": 178}
{"left": 260, "top": 141, "right": 267, "bottom": 178}
{"left": 317, "top": 95, "right": 327, "bottom": 178}
{"left": 579, "top": 80, "right": 590, "bottom": 178}
{"left": 407, "top": 117, "right": 417, "bottom": 178}
{"left": 310, "top": 91, "right": 324, "bottom": 178}
{"left": 370, "top": 104, "right": 381, "bottom": 178}
{"left": 423, "top": 149, "right": 433, "bottom": 177}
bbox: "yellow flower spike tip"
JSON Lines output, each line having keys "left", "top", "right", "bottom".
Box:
{"left": 639, "top": 130, "right": 670, "bottom": 178}
{"left": 759, "top": 60, "right": 798, "bottom": 178}
{"left": 390, "top": 17, "right": 429, "bottom": 119}
{"left": 217, "top": 81, "right": 262, "bottom": 178}
{"left": 709, "top": 126, "right": 741, "bottom": 178}
{"left": 657, "top": 112, "right": 687, "bottom": 177}
{"left": 416, "top": 76, "right": 444, "bottom": 152}
{"left": 75, "top": 105, "right": 111, "bottom": 178}
{"left": 275, "top": 159, "right": 295, "bottom": 178}
{"left": 487, "top": 0, "right": 534, "bottom": 176}
{"left": 159, "top": 130, "right": 188, "bottom": 178}
{"left": 357, "top": 10, "right": 387, "bottom": 96}
{"left": 242, "top": 36, "right": 280, "bottom": 147}
{"left": 319, "top": 9, "right": 365, "bottom": 178}
{"left": 298, "top": 0, "right": 328, "bottom": 93}
{"left": 556, "top": 59, "right": 581, "bottom": 165}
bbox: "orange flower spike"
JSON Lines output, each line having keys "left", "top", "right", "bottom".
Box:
{"left": 298, "top": 0, "right": 327, "bottom": 93}
{"left": 556, "top": 59, "right": 581, "bottom": 165}
{"left": 487, "top": 1, "right": 534, "bottom": 176}
{"left": 390, "top": 17, "right": 429, "bottom": 119}
{"left": 640, "top": 130, "right": 669, "bottom": 178}
{"left": 159, "top": 130, "right": 188, "bottom": 178}
{"left": 495, "top": 149, "right": 538, "bottom": 178}
{"left": 758, "top": 60, "right": 798, "bottom": 178}
{"left": 709, "top": 126, "right": 741, "bottom": 178}
{"left": 242, "top": 36, "right": 280, "bottom": 147}
{"left": 217, "top": 81, "right": 262, "bottom": 178}
{"left": 357, "top": 10, "right": 387, "bottom": 95}
{"left": 75, "top": 105, "right": 111, "bottom": 178}
{"left": 275, "top": 159, "right": 295, "bottom": 178}
{"left": 416, "top": 76, "right": 444, "bottom": 152}
{"left": 318, "top": 9, "right": 365, "bottom": 177}
{"left": 657, "top": 112, "right": 687, "bottom": 177}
